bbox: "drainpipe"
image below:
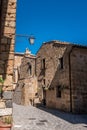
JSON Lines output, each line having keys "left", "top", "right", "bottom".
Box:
{"left": 35, "top": 58, "right": 37, "bottom": 76}
{"left": 68, "top": 46, "right": 74, "bottom": 112}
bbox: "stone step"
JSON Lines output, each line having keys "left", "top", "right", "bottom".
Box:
{"left": 0, "top": 99, "right": 6, "bottom": 109}
{"left": 0, "top": 108, "right": 12, "bottom": 116}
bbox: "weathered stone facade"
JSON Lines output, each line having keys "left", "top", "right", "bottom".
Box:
{"left": 13, "top": 53, "right": 24, "bottom": 89}
{"left": 12, "top": 40, "right": 87, "bottom": 113}
{"left": 36, "top": 41, "right": 87, "bottom": 113}
{"left": 0, "top": 0, "right": 17, "bottom": 108}
{"left": 13, "top": 49, "right": 38, "bottom": 105}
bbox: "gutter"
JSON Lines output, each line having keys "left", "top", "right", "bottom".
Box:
{"left": 68, "top": 46, "right": 74, "bottom": 112}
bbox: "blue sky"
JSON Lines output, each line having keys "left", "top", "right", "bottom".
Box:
{"left": 15, "top": 0, "right": 87, "bottom": 54}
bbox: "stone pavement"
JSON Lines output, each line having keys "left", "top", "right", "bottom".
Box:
{"left": 0, "top": 108, "right": 12, "bottom": 116}
{"left": 12, "top": 103, "right": 87, "bottom": 130}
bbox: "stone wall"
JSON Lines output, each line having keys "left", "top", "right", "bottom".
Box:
{"left": 13, "top": 53, "right": 24, "bottom": 88}
{"left": 70, "top": 47, "right": 87, "bottom": 113}
{"left": 36, "top": 41, "right": 71, "bottom": 111}
{"left": 13, "top": 50, "right": 38, "bottom": 105}
{"left": 0, "top": 0, "right": 17, "bottom": 108}
{"left": 36, "top": 41, "right": 87, "bottom": 113}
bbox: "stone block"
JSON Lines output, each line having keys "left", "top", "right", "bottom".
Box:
{"left": 3, "top": 85, "right": 13, "bottom": 91}
{"left": 4, "top": 27, "right": 15, "bottom": 34}
{"left": 0, "top": 64, "right": 4, "bottom": 74}
{"left": 8, "top": 2, "right": 16, "bottom": 9}
{"left": 6, "top": 60, "right": 14, "bottom": 66}
{"left": 0, "top": 101, "right": 6, "bottom": 109}
{"left": 8, "top": 53, "right": 14, "bottom": 60}
{"left": 1, "top": 38, "right": 8, "bottom": 44}
{"left": 1, "top": 45, "right": 6, "bottom": 51}
{"left": 10, "top": 45, "right": 14, "bottom": 51}
{"left": 3, "top": 91, "right": 13, "bottom": 100}
{"left": 4, "top": 75, "right": 13, "bottom": 86}
{"left": 7, "top": 8, "right": 16, "bottom": 14}
{"left": 6, "top": 65, "right": 13, "bottom": 74}
{"left": 5, "top": 21, "right": 16, "bottom": 27}
{"left": 1, "top": 52, "right": 8, "bottom": 60}
{"left": 0, "top": 108, "right": 12, "bottom": 116}
{"left": 5, "top": 100, "right": 12, "bottom": 108}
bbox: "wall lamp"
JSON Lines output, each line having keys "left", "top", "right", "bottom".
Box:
{"left": 16, "top": 34, "right": 36, "bottom": 45}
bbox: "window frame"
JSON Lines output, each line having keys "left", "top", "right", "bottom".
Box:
{"left": 59, "top": 57, "right": 63, "bottom": 69}
{"left": 56, "top": 85, "right": 61, "bottom": 98}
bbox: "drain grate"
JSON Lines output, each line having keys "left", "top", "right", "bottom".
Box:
{"left": 36, "top": 122, "right": 45, "bottom": 125}
{"left": 39, "top": 120, "right": 48, "bottom": 122}
{"left": 28, "top": 118, "right": 36, "bottom": 120}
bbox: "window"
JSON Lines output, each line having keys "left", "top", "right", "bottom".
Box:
{"left": 41, "top": 59, "right": 45, "bottom": 69}
{"left": 27, "top": 62, "right": 32, "bottom": 75}
{"left": 28, "top": 65, "right": 32, "bottom": 75}
{"left": 56, "top": 86, "right": 61, "bottom": 98}
{"left": 43, "top": 79, "right": 45, "bottom": 85}
{"left": 59, "top": 57, "right": 63, "bottom": 69}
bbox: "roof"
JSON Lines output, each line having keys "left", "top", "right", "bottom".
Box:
{"left": 15, "top": 52, "right": 24, "bottom": 56}
{"left": 36, "top": 40, "right": 87, "bottom": 55}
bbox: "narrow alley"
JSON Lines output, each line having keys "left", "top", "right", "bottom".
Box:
{"left": 12, "top": 103, "right": 87, "bottom": 130}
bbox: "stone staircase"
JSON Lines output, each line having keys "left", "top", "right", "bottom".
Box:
{"left": 0, "top": 99, "right": 12, "bottom": 116}
{"left": 0, "top": 99, "right": 6, "bottom": 109}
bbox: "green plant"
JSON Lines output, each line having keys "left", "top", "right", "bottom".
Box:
{"left": 0, "top": 116, "right": 12, "bottom": 125}
{"left": 0, "top": 77, "right": 4, "bottom": 84}
{"left": 4, "top": 117, "right": 12, "bottom": 124}
{"left": 0, "top": 77, "right": 4, "bottom": 98}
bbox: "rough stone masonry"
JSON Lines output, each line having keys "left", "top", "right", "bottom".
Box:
{"left": 0, "top": 0, "right": 17, "bottom": 108}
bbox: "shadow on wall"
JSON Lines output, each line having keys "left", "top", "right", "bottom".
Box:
{"left": 0, "top": 0, "right": 13, "bottom": 81}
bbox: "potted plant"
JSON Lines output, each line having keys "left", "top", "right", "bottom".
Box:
{"left": 0, "top": 116, "right": 12, "bottom": 130}
{"left": 0, "top": 77, "right": 4, "bottom": 98}
{"left": 0, "top": 78, "right": 12, "bottom": 130}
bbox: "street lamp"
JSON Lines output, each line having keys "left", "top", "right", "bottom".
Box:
{"left": 16, "top": 34, "right": 36, "bottom": 45}
{"left": 28, "top": 35, "right": 35, "bottom": 44}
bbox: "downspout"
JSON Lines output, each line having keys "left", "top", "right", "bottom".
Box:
{"left": 35, "top": 58, "right": 37, "bottom": 76}
{"left": 68, "top": 46, "right": 74, "bottom": 112}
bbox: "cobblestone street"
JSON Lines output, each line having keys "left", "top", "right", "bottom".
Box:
{"left": 12, "top": 103, "right": 87, "bottom": 130}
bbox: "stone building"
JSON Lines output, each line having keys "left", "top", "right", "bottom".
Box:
{"left": 13, "top": 52, "right": 24, "bottom": 89}
{"left": 0, "top": 0, "right": 17, "bottom": 108}
{"left": 36, "top": 40, "right": 87, "bottom": 113}
{"left": 13, "top": 49, "right": 38, "bottom": 105}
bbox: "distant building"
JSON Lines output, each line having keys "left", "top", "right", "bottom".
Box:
{"left": 13, "top": 52, "right": 24, "bottom": 89}
{"left": 36, "top": 41, "right": 87, "bottom": 113}
{"left": 13, "top": 41, "right": 87, "bottom": 113}
{"left": 13, "top": 49, "right": 38, "bottom": 105}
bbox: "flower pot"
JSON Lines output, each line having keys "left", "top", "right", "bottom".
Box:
{"left": 0, "top": 124, "right": 11, "bottom": 130}
{"left": 0, "top": 121, "right": 11, "bottom": 130}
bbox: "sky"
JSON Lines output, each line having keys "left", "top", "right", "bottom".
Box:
{"left": 15, "top": 0, "right": 87, "bottom": 54}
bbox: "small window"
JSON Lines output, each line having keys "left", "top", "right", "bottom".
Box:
{"left": 27, "top": 62, "right": 32, "bottom": 75}
{"left": 56, "top": 86, "right": 61, "bottom": 98}
{"left": 41, "top": 59, "right": 45, "bottom": 69}
{"left": 59, "top": 57, "right": 63, "bottom": 69}
{"left": 43, "top": 79, "right": 45, "bottom": 85}
{"left": 29, "top": 65, "right": 32, "bottom": 75}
